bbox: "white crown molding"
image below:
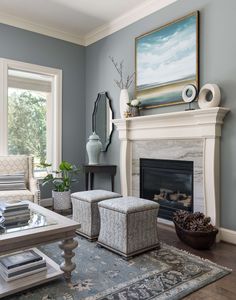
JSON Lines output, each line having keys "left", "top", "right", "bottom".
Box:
{"left": 84, "top": 0, "right": 178, "bottom": 46}
{"left": 0, "top": 0, "right": 178, "bottom": 46}
{"left": 0, "top": 12, "right": 85, "bottom": 46}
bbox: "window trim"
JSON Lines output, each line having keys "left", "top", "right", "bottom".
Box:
{"left": 0, "top": 58, "right": 62, "bottom": 170}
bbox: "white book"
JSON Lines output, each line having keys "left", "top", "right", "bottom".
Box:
{"left": 0, "top": 266, "right": 47, "bottom": 282}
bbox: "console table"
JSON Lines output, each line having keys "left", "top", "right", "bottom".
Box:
{"left": 83, "top": 164, "right": 117, "bottom": 192}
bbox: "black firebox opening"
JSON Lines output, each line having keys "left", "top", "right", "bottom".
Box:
{"left": 140, "top": 158, "right": 193, "bottom": 221}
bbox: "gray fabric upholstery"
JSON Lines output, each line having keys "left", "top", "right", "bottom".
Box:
{"left": 71, "top": 190, "right": 121, "bottom": 203}
{"left": 99, "top": 196, "right": 159, "bottom": 213}
{"left": 71, "top": 189, "right": 121, "bottom": 240}
{"left": 98, "top": 197, "right": 160, "bottom": 258}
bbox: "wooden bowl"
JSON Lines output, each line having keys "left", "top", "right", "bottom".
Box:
{"left": 173, "top": 220, "right": 218, "bottom": 250}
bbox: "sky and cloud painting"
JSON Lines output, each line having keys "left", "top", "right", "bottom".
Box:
{"left": 136, "top": 13, "right": 198, "bottom": 107}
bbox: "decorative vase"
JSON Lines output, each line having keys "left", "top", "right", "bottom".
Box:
{"left": 52, "top": 190, "right": 71, "bottom": 210}
{"left": 119, "top": 89, "right": 129, "bottom": 118}
{"left": 86, "top": 132, "right": 102, "bottom": 165}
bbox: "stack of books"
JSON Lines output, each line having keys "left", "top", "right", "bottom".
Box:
{"left": 0, "top": 215, "right": 5, "bottom": 233}
{"left": 0, "top": 249, "right": 46, "bottom": 281}
{"left": 0, "top": 201, "right": 30, "bottom": 227}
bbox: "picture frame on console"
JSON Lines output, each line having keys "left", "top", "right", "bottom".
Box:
{"left": 135, "top": 11, "right": 199, "bottom": 109}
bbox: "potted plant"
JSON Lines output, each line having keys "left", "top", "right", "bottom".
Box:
{"left": 42, "top": 161, "right": 80, "bottom": 211}
{"left": 173, "top": 210, "right": 218, "bottom": 250}
{"left": 127, "top": 99, "right": 141, "bottom": 117}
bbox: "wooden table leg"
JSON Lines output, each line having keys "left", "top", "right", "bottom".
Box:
{"left": 59, "top": 237, "right": 78, "bottom": 280}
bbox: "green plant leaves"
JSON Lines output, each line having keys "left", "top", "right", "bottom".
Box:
{"left": 42, "top": 160, "right": 80, "bottom": 192}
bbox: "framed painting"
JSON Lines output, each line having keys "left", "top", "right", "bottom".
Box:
{"left": 135, "top": 11, "right": 199, "bottom": 108}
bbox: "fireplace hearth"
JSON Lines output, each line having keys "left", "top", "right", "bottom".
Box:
{"left": 140, "top": 158, "right": 193, "bottom": 221}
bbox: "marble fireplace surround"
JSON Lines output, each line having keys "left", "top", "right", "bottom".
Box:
{"left": 113, "top": 107, "right": 229, "bottom": 231}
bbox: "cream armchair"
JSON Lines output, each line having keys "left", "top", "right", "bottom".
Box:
{"left": 0, "top": 155, "right": 40, "bottom": 204}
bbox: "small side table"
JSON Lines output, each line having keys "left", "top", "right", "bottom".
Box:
{"left": 83, "top": 164, "right": 117, "bottom": 192}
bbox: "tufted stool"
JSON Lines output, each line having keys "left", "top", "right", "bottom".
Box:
{"left": 71, "top": 190, "right": 121, "bottom": 240}
{"left": 97, "top": 196, "right": 160, "bottom": 259}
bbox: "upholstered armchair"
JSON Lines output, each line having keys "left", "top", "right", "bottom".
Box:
{"left": 0, "top": 155, "right": 40, "bottom": 204}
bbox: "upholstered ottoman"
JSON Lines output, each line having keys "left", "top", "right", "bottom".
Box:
{"left": 97, "top": 197, "right": 160, "bottom": 259}
{"left": 71, "top": 190, "right": 121, "bottom": 240}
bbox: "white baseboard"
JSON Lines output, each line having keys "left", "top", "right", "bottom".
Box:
{"left": 157, "top": 217, "right": 174, "bottom": 226}
{"left": 220, "top": 228, "right": 236, "bottom": 245}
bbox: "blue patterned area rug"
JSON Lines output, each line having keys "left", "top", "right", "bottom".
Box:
{"left": 6, "top": 236, "right": 231, "bottom": 300}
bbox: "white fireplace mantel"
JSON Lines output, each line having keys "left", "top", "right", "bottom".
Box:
{"left": 113, "top": 107, "right": 229, "bottom": 230}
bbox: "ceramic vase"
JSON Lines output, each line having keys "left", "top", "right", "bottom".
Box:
{"left": 119, "top": 89, "right": 129, "bottom": 119}
{"left": 52, "top": 190, "right": 71, "bottom": 210}
{"left": 86, "top": 132, "right": 102, "bottom": 165}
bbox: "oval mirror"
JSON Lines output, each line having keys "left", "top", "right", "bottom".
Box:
{"left": 92, "top": 92, "right": 114, "bottom": 152}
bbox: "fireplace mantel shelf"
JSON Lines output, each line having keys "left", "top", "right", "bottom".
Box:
{"left": 112, "top": 107, "right": 230, "bottom": 236}
{"left": 112, "top": 107, "right": 230, "bottom": 140}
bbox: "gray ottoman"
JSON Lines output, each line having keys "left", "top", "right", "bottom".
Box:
{"left": 97, "top": 196, "right": 160, "bottom": 259}
{"left": 71, "top": 190, "right": 121, "bottom": 240}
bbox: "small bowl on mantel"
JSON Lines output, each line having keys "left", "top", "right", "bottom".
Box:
{"left": 173, "top": 220, "right": 218, "bottom": 250}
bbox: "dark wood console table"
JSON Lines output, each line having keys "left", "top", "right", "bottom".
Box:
{"left": 83, "top": 164, "right": 117, "bottom": 192}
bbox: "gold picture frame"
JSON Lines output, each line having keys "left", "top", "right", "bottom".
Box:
{"left": 135, "top": 11, "right": 199, "bottom": 109}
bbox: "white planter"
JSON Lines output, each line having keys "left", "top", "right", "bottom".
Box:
{"left": 119, "top": 89, "right": 129, "bottom": 118}
{"left": 52, "top": 190, "right": 71, "bottom": 210}
{"left": 86, "top": 132, "right": 102, "bottom": 164}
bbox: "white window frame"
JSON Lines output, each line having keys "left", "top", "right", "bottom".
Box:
{"left": 0, "top": 58, "right": 62, "bottom": 171}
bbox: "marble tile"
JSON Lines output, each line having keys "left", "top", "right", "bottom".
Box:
{"left": 131, "top": 139, "right": 204, "bottom": 212}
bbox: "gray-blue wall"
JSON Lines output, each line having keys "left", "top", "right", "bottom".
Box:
{"left": 0, "top": 23, "right": 86, "bottom": 195}
{"left": 1, "top": 0, "right": 235, "bottom": 230}
{"left": 85, "top": 0, "right": 236, "bottom": 231}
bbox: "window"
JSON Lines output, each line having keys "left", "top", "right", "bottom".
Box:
{"left": 0, "top": 59, "right": 62, "bottom": 177}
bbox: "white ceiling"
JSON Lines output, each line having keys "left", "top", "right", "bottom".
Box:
{"left": 0, "top": 0, "right": 177, "bottom": 45}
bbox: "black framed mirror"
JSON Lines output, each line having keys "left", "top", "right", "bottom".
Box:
{"left": 92, "top": 92, "right": 114, "bottom": 152}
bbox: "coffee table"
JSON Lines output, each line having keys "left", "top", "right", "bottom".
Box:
{"left": 0, "top": 201, "right": 80, "bottom": 298}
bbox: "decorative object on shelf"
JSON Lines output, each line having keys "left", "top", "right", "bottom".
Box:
{"left": 92, "top": 92, "right": 114, "bottom": 152}
{"left": 135, "top": 11, "right": 199, "bottom": 109}
{"left": 0, "top": 249, "right": 46, "bottom": 282}
{"left": 182, "top": 84, "right": 198, "bottom": 110}
{"left": 109, "top": 56, "right": 135, "bottom": 118}
{"left": 119, "top": 89, "right": 130, "bottom": 118}
{"left": 86, "top": 132, "right": 102, "bottom": 165}
{"left": 124, "top": 111, "right": 132, "bottom": 118}
{"left": 127, "top": 99, "right": 141, "bottom": 117}
{"left": 173, "top": 210, "right": 218, "bottom": 250}
{"left": 198, "top": 83, "right": 221, "bottom": 109}
{"left": 0, "top": 201, "right": 30, "bottom": 227}
{"left": 42, "top": 161, "right": 80, "bottom": 210}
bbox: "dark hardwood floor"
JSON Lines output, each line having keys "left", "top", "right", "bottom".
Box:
{"left": 158, "top": 223, "right": 236, "bottom": 299}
